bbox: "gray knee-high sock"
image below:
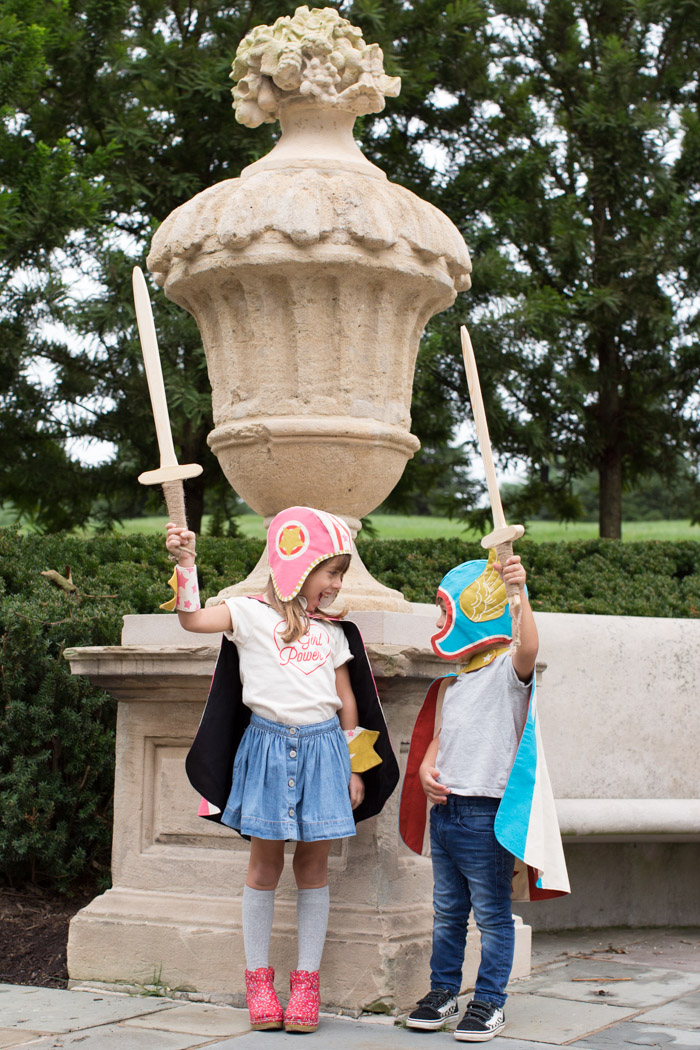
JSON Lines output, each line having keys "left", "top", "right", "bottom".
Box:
{"left": 297, "top": 886, "right": 330, "bottom": 972}
{"left": 242, "top": 885, "right": 276, "bottom": 970}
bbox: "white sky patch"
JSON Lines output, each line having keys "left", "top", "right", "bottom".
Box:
{"left": 428, "top": 87, "right": 458, "bottom": 109}
{"left": 65, "top": 435, "right": 116, "bottom": 465}
{"left": 3, "top": 111, "right": 30, "bottom": 135}
{"left": 22, "top": 355, "right": 57, "bottom": 389}
{"left": 453, "top": 419, "right": 525, "bottom": 501}
{"left": 16, "top": 246, "right": 124, "bottom": 465}
{"left": 417, "top": 136, "right": 450, "bottom": 177}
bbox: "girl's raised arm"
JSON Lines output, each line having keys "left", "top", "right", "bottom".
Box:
{"left": 165, "top": 523, "right": 233, "bottom": 634}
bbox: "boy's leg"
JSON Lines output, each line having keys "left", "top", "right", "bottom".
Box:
{"left": 405, "top": 804, "right": 466, "bottom": 1030}
{"left": 429, "top": 803, "right": 471, "bottom": 995}
{"left": 453, "top": 800, "right": 515, "bottom": 1009}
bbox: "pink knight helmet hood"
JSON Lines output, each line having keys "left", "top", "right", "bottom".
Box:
{"left": 267, "top": 506, "right": 354, "bottom": 601}
{"left": 431, "top": 549, "right": 521, "bottom": 661}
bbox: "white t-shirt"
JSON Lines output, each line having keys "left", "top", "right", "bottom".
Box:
{"left": 436, "top": 654, "right": 531, "bottom": 798}
{"left": 223, "top": 596, "right": 353, "bottom": 725}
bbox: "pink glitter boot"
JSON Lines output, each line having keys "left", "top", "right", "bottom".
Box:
{"left": 244, "top": 966, "right": 283, "bottom": 1030}
{"left": 285, "top": 969, "right": 321, "bottom": 1033}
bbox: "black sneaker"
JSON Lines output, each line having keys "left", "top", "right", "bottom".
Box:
{"left": 406, "top": 988, "right": 459, "bottom": 1030}
{"left": 454, "top": 1000, "right": 505, "bottom": 1041}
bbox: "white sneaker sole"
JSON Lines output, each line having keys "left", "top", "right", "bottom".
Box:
{"left": 406, "top": 1014, "right": 458, "bottom": 1030}
{"left": 454, "top": 1021, "right": 505, "bottom": 1041}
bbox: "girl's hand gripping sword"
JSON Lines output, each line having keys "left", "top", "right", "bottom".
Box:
{"left": 460, "top": 325, "right": 525, "bottom": 647}
{"left": 133, "top": 266, "right": 202, "bottom": 539}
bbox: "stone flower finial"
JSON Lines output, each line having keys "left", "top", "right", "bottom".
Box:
{"left": 231, "top": 5, "right": 401, "bottom": 128}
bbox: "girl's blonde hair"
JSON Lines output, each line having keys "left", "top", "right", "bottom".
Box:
{"left": 266, "top": 553, "right": 351, "bottom": 643}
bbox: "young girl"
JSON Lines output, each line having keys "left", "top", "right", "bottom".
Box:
{"left": 164, "top": 506, "right": 398, "bottom": 1033}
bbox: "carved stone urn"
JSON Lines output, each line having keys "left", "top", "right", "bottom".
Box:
{"left": 147, "top": 6, "right": 471, "bottom": 610}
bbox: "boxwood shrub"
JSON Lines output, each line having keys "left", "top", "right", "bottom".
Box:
{"left": 1, "top": 528, "right": 699, "bottom": 893}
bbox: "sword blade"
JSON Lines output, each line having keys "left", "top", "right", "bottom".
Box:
{"left": 132, "top": 266, "right": 179, "bottom": 469}
{"left": 460, "top": 325, "right": 506, "bottom": 531}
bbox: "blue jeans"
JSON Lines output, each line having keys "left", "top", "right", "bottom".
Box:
{"left": 429, "top": 795, "right": 515, "bottom": 1008}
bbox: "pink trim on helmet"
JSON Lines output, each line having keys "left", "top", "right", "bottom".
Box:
{"left": 267, "top": 506, "right": 353, "bottom": 601}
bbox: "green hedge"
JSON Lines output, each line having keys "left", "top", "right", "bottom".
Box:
{"left": 2, "top": 529, "right": 699, "bottom": 893}
{"left": 369, "top": 537, "right": 700, "bottom": 616}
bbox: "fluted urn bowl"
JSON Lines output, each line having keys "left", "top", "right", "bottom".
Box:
{"left": 148, "top": 106, "right": 471, "bottom": 528}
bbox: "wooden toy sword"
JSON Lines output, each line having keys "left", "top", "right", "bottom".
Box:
{"left": 460, "top": 325, "right": 524, "bottom": 646}
{"left": 133, "top": 266, "right": 202, "bottom": 531}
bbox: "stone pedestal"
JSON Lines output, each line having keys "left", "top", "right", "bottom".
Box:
{"left": 65, "top": 610, "right": 531, "bottom": 1012}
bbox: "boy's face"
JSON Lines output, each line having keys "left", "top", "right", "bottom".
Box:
{"left": 435, "top": 596, "right": 447, "bottom": 630}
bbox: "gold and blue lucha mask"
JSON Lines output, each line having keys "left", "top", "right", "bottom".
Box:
{"left": 431, "top": 550, "right": 518, "bottom": 661}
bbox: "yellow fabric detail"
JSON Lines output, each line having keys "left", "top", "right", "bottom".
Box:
{"left": 459, "top": 645, "right": 511, "bottom": 674}
{"left": 160, "top": 567, "right": 178, "bottom": 611}
{"left": 458, "top": 547, "right": 508, "bottom": 623}
{"left": 346, "top": 728, "right": 382, "bottom": 773}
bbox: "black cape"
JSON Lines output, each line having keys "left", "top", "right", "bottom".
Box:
{"left": 185, "top": 613, "right": 399, "bottom": 826}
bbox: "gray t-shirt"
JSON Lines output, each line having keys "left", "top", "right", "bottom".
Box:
{"left": 435, "top": 654, "right": 531, "bottom": 798}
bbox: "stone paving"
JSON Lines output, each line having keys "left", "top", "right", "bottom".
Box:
{"left": 0, "top": 929, "right": 698, "bottom": 1049}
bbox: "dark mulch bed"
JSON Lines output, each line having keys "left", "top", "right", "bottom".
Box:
{"left": 0, "top": 889, "right": 91, "bottom": 988}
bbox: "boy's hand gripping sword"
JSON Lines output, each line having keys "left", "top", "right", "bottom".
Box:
{"left": 460, "top": 325, "right": 524, "bottom": 646}
{"left": 133, "top": 266, "right": 202, "bottom": 532}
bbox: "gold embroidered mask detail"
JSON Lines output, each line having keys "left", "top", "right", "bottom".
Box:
{"left": 458, "top": 549, "right": 507, "bottom": 623}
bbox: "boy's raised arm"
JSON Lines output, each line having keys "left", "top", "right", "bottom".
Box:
{"left": 496, "top": 555, "right": 538, "bottom": 682}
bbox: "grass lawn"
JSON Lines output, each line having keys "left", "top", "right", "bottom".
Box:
{"left": 35, "top": 513, "right": 700, "bottom": 542}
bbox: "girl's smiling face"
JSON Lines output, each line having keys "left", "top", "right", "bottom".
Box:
{"left": 300, "top": 555, "right": 348, "bottom": 612}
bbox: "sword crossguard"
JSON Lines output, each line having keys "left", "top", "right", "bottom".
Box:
{"left": 138, "top": 466, "right": 202, "bottom": 536}
{"left": 138, "top": 464, "right": 203, "bottom": 486}
{"left": 481, "top": 523, "right": 525, "bottom": 550}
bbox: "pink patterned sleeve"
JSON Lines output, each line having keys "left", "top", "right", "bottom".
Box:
{"left": 175, "top": 565, "right": 201, "bottom": 612}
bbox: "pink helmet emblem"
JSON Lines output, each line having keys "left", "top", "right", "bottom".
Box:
{"left": 267, "top": 506, "right": 354, "bottom": 601}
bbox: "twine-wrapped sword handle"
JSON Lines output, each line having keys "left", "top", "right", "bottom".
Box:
{"left": 494, "top": 535, "right": 523, "bottom": 647}
{"left": 162, "top": 480, "right": 196, "bottom": 560}
{"left": 162, "top": 481, "right": 188, "bottom": 532}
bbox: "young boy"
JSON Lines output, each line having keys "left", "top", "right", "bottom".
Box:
{"left": 399, "top": 552, "right": 569, "bottom": 1041}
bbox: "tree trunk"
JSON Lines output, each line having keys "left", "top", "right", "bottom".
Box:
{"left": 597, "top": 326, "right": 622, "bottom": 539}
{"left": 183, "top": 472, "right": 205, "bottom": 534}
{"left": 598, "top": 449, "right": 622, "bottom": 539}
{"left": 179, "top": 426, "right": 211, "bottom": 534}
{"left": 591, "top": 179, "right": 623, "bottom": 540}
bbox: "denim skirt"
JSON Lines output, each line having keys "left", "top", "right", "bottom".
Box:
{"left": 221, "top": 713, "right": 356, "bottom": 841}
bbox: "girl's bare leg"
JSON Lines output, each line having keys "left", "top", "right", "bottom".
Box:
{"left": 247, "top": 837, "right": 285, "bottom": 889}
{"left": 292, "top": 840, "right": 332, "bottom": 888}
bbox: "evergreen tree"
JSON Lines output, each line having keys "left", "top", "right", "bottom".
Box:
{"left": 3, "top": 0, "right": 700, "bottom": 536}
{"left": 362, "top": 0, "right": 700, "bottom": 536}
{"left": 1, "top": 0, "right": 284, "bottom": 531}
